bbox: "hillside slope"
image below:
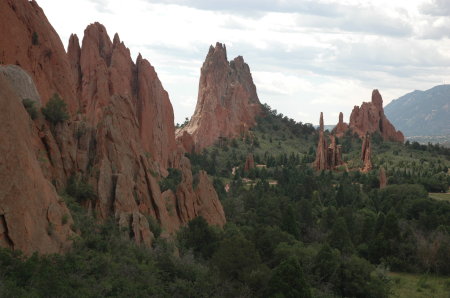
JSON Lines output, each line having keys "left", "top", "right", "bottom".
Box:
{"left": 385, "top": 85, "right": 450, "bottom": 137}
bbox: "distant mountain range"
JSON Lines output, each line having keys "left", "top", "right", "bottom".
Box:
{"left": 385, "top": 85, "right": 450, "bottom": 137}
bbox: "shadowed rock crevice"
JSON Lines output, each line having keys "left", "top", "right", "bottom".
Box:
{"left": 0, "top": 215, "right": 14, "bottom": 249}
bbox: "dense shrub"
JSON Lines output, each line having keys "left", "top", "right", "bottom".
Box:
{"left": 41, "top": 94, "right": 69, "bottom": 125}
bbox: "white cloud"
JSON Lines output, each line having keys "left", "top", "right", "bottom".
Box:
{"left": 36, "top": 0, "right": 450, "bottom": 125}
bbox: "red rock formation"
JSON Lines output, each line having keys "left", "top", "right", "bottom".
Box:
{"left": 349, "top": 90, "right": 404, "bottom": 142}
{"left": 314, "top": 113, "right": 328, "bottom": 171}
{"left": 379, "top": 167, "right": 387, "bottom": 189}
{"left": 244, "top": 153, "right": 255, "bottom": 172}
{"left": 178, "top": 130, "right": 195, "bottom": 153}
{"left": 176, "top": 43, "right": 262, "bottom": 151}
{"left": 314, "top": 113, "right": 343, "bottom": 171}
{"left": 332, "top": 112, "right": 349, "bottom": 137}
{"left": 0, "top": 1, "right": 226, "bottom": 253}
{"left": 361, "top": 133, "right": 372, "bottom": 172}
{"left": 328, "top": 135, "right": 343, "bottom": 168}
{"left": 0, "top": 0, "right": 78, "bottom": 113}
{"left": 0, "top": 75, "right": 74, "bottom": 255}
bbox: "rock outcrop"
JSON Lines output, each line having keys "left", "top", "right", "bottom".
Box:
{"left": 314, "top": 113, "right": 343, "bottom": 171}
{"left": 0, "top": 74, "right": 74, "bottom": 254}
{"left": 0, "top": 0, "right": 78, "bottom": 113}
{"left": 348, "top": 90, "right": 404, "bottom": 142}
{"left": 176, "top": 43, "right": 262, "bottom": 151}
{"left": 0, "top": 0, "right": 226, "bottom": 254}
{"left": 379, "top": 167, "right": 387, "bottom": 189}
{"left": 361, "top": 133, "right": 372, "bottom": 172}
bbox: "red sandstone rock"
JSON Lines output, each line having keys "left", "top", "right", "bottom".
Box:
{"left": 0, "top": 0, "right": 78, "bottom": 113}
{"left": 361, "top": 133, "right": 372, "bottom": 172}
{"left": 349, "top": 90, "right": 404, "bottom": 142}
{"left": 333, "top": 112, "right": 349, "bottom": 137}
{"left": 178, "top": 131, "right": 195, "bottom": 153}
{"left": 175, "top": 157, "right": 226, "bottom": 227}
{"left": 0, "top": 75, "right": 74, "bottom": 255}
{"left": 314, "top": 113, "right": 343, "bottom": 171}
{"left": 176, "top": 43, "right": 262, "bottom": 151}
{"left": 244, "top": 153, "right": 255, "bottom": 172}
{"left": 379, "top": 167, "right": 387, "bottom": 189}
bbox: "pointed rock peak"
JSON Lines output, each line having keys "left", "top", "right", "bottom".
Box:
{"left": 68, "top": 34, "right": 81, "bottom": 56}
{"left": 339, "top": 112, "right": 344, "bottom": 124}
{"left": 372, "top": 89, "right": 383, "bottom": 109}
{"left": 137, "top": 53, "right": 143, "bottom": 62}
{"left": 319, "top": 112, "right": 324, "bottom": 131}
{"left": 69, "top": 34, "right": 80, "bottom": 48}
{"left": 206, "top": 42, "right": 228, "bottom": 62}
{"left": 113, "top": 32, "right": 121, "bottom": 46}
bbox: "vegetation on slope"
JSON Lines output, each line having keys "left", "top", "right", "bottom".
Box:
{"left": 0, "top": 104, "right": 449, "bottom": 297}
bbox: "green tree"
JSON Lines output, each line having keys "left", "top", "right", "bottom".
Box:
{"left": 211, "top": 234, "right": 260, "bottom": 282}
{"left": 267, "top": 256, "right": 312, "bottom": 298}
{"left": 41, "top": 94, "right": 69, "bottom": 125}
{"left": 328, "top": 217, "right": 354, "bottom": 254}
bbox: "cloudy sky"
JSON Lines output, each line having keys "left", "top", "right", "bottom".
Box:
{"left": 38, "top": 0, "right": 450, "bottom": 125}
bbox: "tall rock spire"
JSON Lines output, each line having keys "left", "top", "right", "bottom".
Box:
{"left": 176, "top": 42, "right": 262, "bottom": 151}
{"left": 314, "top": 112, "right": 329, "bottom": 171}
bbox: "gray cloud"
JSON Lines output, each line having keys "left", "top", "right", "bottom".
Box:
{"left": 147, "top": 0, "right": 341, "bottom": 16}
{"left": 149, "top": 0, "right": 413, "bottom": 37}
{"left": 420, "top": 0, "right": 450, "bottom": 16}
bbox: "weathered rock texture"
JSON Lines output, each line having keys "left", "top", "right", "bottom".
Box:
{"left": 0, "top": 0, "right": 78, "bottom": 113}
{"left": 0, "top": 65, "right": 41, "bottom": 104}
{"left": 348, "top": 90, "right": 404, "bottom": 142}
{"left": 0, "top": 75, "right": 74, "bottom": 254}
{"left": 361, "top": 133, "right": 372, "bottom": 173}
{"left": 379, "top": 167, "right": 387, "bottom": 189}
{"left": 332, "top": 112, "right": 349, "bottom": 138}
{"left": 176, "top": 43, "right": 262, "bottom": 151}
{"left": 314, "top": 113, "right": 343, "bottom": 171}
{"left": 0, "top": 0, "right": 225, "bottom": 253}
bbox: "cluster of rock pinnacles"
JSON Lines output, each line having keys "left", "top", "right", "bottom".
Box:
{"left": 314, "top": 89, "right": 404, "bottom": 188}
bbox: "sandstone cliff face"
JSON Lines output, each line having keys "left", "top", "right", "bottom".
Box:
{"left": 349, "top": 90, "right": 404, "bottom": 142}
{"left": 0, "top": 0, "right": 78, "bottom": 113}
{"left": 0, "top": 74, "right": 74, "bottom": 254}
{"left": 176, "top": 43, "right": 262, "bottom": 151}
{"left": 0, "top": 0, "right": 226, "bottom": 254}
{"left": 314, "top": 113, "right": 343, "bottom": 171}
{"left": 68, "top": 23, "right": 177, "bottom": 171}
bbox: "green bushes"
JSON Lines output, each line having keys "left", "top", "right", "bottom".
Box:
{"left": 66, "top": 175, "right": 96, "bottom": 203}
{"left": 159, "top": 168, "right": 182, "bottom": 192}
{"left": 41, "top": 94, "right": 69, "bottom": 125}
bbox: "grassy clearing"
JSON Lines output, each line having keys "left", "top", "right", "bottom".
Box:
{"left": 429, "top": 192, "right": 450, "bottom": 202}
{"left": 389, "top": 272, "right": 450, "bottom": 298}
